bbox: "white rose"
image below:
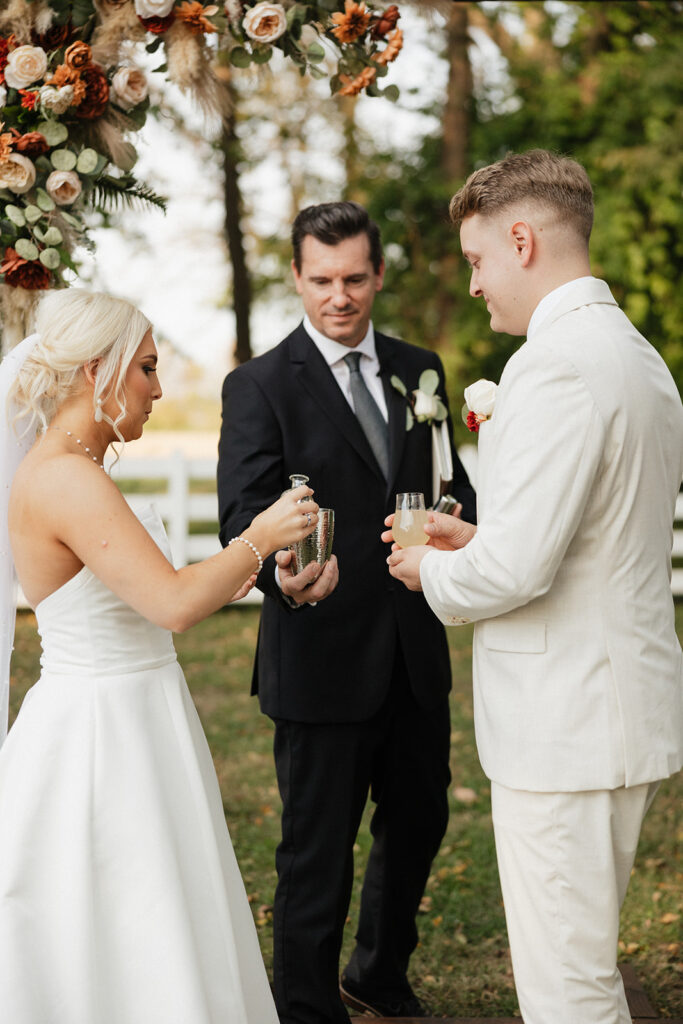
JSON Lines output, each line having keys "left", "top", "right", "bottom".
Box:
{"left": 413, "top": 389, "right": 440, "bottom": 421}
{"left": 0, "top": 85, "right": 6, "bottom": 106}
{"left": 4, "top": 45, "right": 48, "bottom": 90}
{"left": 111, "top": 66, "right": 148, "bottom": 109}
{"left": 0, "top": 153, "right": 37, "bottom": 194}
{"left": 243, "top": 1, "right": 287, "bottom": 43}
{"left": 464, "top": 378, "right": 497, "bottom": 417}
{"left": 40, "top": 84, "right": 75, "bottom": 115}
{"left": 46, "top": 169, "right": 82, "bottom": 206}
{"left": 134, "top": 0, "right": 175, "bottom": 18}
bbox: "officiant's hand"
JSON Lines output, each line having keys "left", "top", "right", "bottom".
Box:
{"left": 276, "top": 549, "right": 339, "bottom": 605}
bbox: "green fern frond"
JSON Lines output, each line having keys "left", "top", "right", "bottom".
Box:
{"left": 88, "top": 177, "right": 168, "bottom": 215}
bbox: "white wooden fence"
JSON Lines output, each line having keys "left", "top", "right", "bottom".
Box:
{"left": 106, "top": 448, "right": 683, "bottom": 598}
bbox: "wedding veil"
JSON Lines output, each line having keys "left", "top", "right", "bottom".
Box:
{"left": 0, "top": 333, "right": 40, "bottom": 744}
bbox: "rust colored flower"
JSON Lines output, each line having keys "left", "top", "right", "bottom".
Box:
{"left": 176, "top": 2, "right": 219, "bottom": 35}
{"left": 0, "top": 247, "right": 52, "bottom": 290}
{"left": 32, "top": 22, "right": 73, "bottom": 50}
{"left": 138, "top": 13, "right": 176, "bottom": 33}
{"left": 370, "top": 4, "right": 400, "bottom": 40}
{"left": 0, "top": 37, "right": 9, "bottom": 84}
{"left": 331, "top": 1, "right": 371, "bottom": 44}
{"left": 338, "top": 64, "right": 376, "bottom": 96}
{"left": 19, "top": 89, "right": 39, "bottom": 110}
{"left": 13, "top": 131, "right": 49, "bottom": 157}
{"left": 64, "top": 41, "right": 92, "bottom": 71}
{"left": 374, "top": 26, "right": 402, "bottom": 65}
{"left": 46, "top": 64, "right": 87, "bottom": 106}
{"left": 74, "top": 64, "right": 110, "bottom": 120}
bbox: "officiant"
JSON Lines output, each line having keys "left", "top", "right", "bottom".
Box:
{"left": 217, "top": 201, "right": 475, "bottom": 1024}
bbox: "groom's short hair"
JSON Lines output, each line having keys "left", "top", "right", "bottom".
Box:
{"left": 449, "top": 149, "right": 594, "bottom": 244}
{"left": 292, "top": 201, "right": 383, "bottom": 273}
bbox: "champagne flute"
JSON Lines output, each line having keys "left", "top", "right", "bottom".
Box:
{"left": 393, "top": 493, "right": 429, "bottom": 548}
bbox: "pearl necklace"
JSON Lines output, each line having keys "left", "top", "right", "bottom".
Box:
{"left": 47, "top": 426, "right": 107, "bottom": 469}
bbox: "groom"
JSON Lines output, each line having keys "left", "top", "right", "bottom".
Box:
{"left": 387, "top": 149, "right": 683, "bottom": 1023}
{"left": 217, "top": 201, "right": 475, "bottom": 1024}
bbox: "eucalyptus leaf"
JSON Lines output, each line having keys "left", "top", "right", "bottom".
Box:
{"left": 286, "top": 3, "right": 307, "bottom": 26}
{"left": 5, "top": 205, "right": 26, "bottom": 227}
{"left": 51, "top": 149, "right": 77, "bottom": 171}
{"left": 406, "top": 407, "right": 414, "bottom": 431}
{"left": 117, "top": 143, "right": 138, "bottom": 172}
{"left": 76, "top": 148, "right": 99, "bottom": 174}
{"left": 24, "top": 205, "right": 43, "bottom": 224}
{"left": 390, "top": 374, "right": 407, "bottom": 396}
{"left": 309, "top": 65, "right": 326, "bottom": 79}
{"left": 32, "top": 225, "right": 44, "bottom": 242}
{"left": 435, "top": 400, "right": 448, "bottom": 421}
{"left": 229, "top": 47, "right": 252, "bottom": 68}
{"left": 36, "top": 188, "right": 56, "bottom": 212}
{"left": 59, "top": 211, "right": 82, "bottom": 229}
{"left": 37, "top": 120, "right": 68, "bottom": 146}
{"left": 39, "top": 247, "right": 61, "bottom": 269}
{"left": 15, "top": 238, "right": 39, "bottom": 261}
{"left": 251, "top": 46, "right": 272, "bottom": 65}
{"left": 43, "top": 226, "right": 63, "bottom": 246}
{"left": 418, "top": 369, "right": 439, "bottom": 396}
{"left": 307, "top": 41, "right": 325, "bottom": 63}
{"left": 381, "top": 84, "right": 400, "bottom": 103}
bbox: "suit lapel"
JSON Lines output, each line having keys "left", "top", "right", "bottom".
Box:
{"left": 376, "top": 333, "right": 408, "bottom": 494}
{"left": 289, "top": 325, "right": 386, "bottom": 481}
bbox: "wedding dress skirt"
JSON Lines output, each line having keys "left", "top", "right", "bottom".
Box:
{"left": 0, "top": 505, "right": 278, "bottom": 1024}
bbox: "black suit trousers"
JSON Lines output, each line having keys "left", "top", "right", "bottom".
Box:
{"left": 271, "top": 650, "right": 451, "bottom": 1024}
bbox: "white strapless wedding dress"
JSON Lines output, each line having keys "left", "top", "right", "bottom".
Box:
{"left": 0, "top": 505, "right": 278, "bottom": 1024}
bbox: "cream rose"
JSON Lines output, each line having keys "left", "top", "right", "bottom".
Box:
{"left": 413, "top": 390, "right": 440, "bottom": 421}
{"left": 40, "top": 84, "right": 75, "bottom": 115}
{"left": 134, "top": 0, "right": 175, "bottom": 18}
{"left": 464, "top": 378, "right": 497, "bottom": 417}
{"left": 0, "top": 153, "right": 37, "bottom": 194}
{"left": 46, "top": 169, "right": 82, "bottom": 206}
{"left": 111, "top": 66, "right": 148, "bottom": 109}
{"left": 0, "top": 85, "right": 6, "bottom": 106}
{"left": 4, "top": 45, "right": 48, "bottom": 90}
{"left": 243, "top": 1, "right": 287, "bottom": 43}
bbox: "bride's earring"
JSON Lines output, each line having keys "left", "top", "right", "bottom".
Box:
{"left": 94, "top": 398, "right": 103, "bottom": 423}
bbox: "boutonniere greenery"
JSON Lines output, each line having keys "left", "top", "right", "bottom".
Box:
{"left": 462, "top": 378, "right": 498, "bottom": 433}
{"left": 391, "top": 369, "right": 448, "bottom": 431}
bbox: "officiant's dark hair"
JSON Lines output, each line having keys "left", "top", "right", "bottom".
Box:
{"left": 292, "top": 201, "right": 383, "bottom": 273}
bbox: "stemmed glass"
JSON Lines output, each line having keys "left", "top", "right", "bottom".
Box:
{"left": 393, "top": 492, "right": 429, "bottom": 548}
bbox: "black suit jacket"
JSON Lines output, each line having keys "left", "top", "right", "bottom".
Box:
{"left": 217, "top": 324, "right": 476, "bottom": 723}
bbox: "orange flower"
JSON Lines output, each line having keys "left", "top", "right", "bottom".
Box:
{"left": 338, "top": 64, "right": 376, "bottom": 96}
{"left": 331, "top": 1, "right": 371, "bottom": 44}
{"left": 0, "top": 247, "right": 52, "bottom": 290}
{"left": 13, "top": 131, "right": 49, "bottom": 157}
{"left": 74, "top": 64, "right": 110, "bottom": 120}
{"left": 19, "top": 89, "right": 39, "bottom": 110}
{"left": 176, "top": 2, "right": 219, "bottom": 35}
{"left": 374, "top": 26, "right": 402, "bottom": 65}
{"left": 46, "top": 64, "right": 87, "bottom": 105}
{"left": 370, "top": 4, "right": 400, "bottom": 40}
{"left": 64, "top": 40, "right": 92, "bottom": 70}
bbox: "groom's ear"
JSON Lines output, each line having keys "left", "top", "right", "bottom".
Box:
{"left": 510, "top": 221, "right": 534, "bottom": 267}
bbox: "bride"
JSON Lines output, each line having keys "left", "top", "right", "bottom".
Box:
{"left": 0, "top": 289, "right": 318, "bottom": 1024}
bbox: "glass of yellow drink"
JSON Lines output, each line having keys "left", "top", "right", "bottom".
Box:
{"left": 394, "top": 493, "right": 429, "bottom": 548}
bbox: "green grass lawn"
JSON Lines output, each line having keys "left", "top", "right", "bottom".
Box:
{"left": 9, "top": 605, "right": 683, "bottom": 1018}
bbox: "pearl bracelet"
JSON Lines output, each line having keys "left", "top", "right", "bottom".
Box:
{"left": 228, "top": 535, "right": 264, "bottom": 574}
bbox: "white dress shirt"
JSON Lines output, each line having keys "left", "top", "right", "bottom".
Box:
{"left": 302, "top": 316, "right": 388, "bottom": 420}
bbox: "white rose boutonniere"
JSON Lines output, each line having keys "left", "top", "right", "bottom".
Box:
{"left": 391, "top": 369, "right": 448, "bottom": 431}
{"left": 463, "top": 378, "right": 497, "bottom": 433}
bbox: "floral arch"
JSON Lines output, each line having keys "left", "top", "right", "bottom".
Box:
{"left": 0, "top": 0, "right": 403, "bottom": 349}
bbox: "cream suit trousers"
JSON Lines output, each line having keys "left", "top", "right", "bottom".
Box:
{"left": 491, "top": 780, "right": 660, "bottom": 1024}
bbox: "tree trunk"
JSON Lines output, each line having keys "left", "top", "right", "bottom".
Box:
{"left": 442, "top": 1, "right": 472, "bottom": 184}
{"left": 220, "top": 84, "right": 252, "bottom": 365}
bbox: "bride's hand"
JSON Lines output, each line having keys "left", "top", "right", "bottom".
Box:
{"left": 249, "top": 485, "right": 318, "bottom": 554}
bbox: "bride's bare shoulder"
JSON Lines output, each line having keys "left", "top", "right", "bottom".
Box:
{"left": 10, "top": 443, "right": 122, "bottom": 521}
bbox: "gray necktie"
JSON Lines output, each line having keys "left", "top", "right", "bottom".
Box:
{"left": 343, "top": 352, "right": 390, "bottom": 479}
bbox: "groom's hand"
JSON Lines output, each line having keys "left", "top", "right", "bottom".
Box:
{"left": 381, "top": 511, "right": 476, "bottom": 552}
{"left": 276, "top": 549, "right": 339, "bottom": 605}
{"left": 386, "top": 546, "right": 430, "bottom": 591}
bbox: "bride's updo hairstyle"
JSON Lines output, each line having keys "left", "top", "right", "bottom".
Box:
{"left": 9, "top": 289, "right": 151, "bottom": 439}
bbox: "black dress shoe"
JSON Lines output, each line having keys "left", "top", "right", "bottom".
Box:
{"left": 339, "top": 976, "right": 432, "bottom": 1018}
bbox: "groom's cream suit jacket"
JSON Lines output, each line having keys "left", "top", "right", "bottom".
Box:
{"left": 421, "top": 278, "right": 683, "bottom": 792}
